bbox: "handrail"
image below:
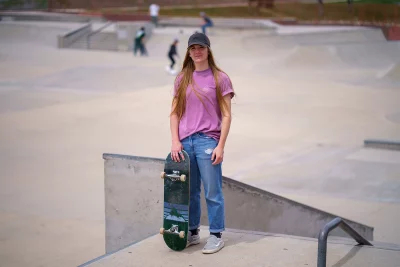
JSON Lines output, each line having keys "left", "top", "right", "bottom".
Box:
{"left": 87, "top": 21, "right": 112, "bottom": 49}
{"left": 64, "top": 23, "right": 90, "bottom": 38}
{"left": 318, "top": 217, "right": 372, "bottom": 267}
{"left": 58, "top": 23, "right": 91, "bottom": 48}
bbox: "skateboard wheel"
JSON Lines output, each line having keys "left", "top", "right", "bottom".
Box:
{"left": 161, "top": 172, "right": 166, "bottom": 179}
{"left": 180, "top": 174, "right": 186, "bottom": 182}
{"left": 179, "top": 231, "right": 185, "bottom": 239}
{"left": 160, "top": 228, "right": 165, "bottom": 235}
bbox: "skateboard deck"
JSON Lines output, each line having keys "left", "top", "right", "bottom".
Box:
{"left": 160, "top": 150, "right": 190, "bottom": 251}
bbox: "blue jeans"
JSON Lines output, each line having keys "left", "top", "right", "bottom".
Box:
{"left": 181, "top": 132, "right": 225, "bottom": 233}
{"left": 201, "top": 22, "right": 213, "bottom": 35}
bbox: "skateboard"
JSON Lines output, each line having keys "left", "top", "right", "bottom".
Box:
{"left": 160, "top": 150, "right": 190, "bottom": 251}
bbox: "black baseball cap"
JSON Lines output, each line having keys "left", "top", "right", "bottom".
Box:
{"left": 188, "top": 32, "right": 210, "bottom": 48}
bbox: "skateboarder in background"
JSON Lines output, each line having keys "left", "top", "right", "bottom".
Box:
{"left": 200, "top": 12, "right": 213, "bottom": 35}
{"left": 166, "top": 38, "right": 179, "bottom": 74}
{"left": 169, "top": 32, "right": 235, "bottom": 254}
{"left": 133, "top": 27, "right": 148, "bottom": 56}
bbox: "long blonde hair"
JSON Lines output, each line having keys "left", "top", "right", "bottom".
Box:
{"left": 171, "top": 47, "right": 234, "bottom": 120}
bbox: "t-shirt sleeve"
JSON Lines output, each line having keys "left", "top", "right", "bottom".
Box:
{"left": 173, "top": 74, "right": 183, "bottom": 96}
{"left": 219, "top": 72, "right": 234, "bottom": 98}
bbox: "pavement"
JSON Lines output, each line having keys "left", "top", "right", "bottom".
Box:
{"left": 0, "top": 19, "right": 399, "bottom": 267}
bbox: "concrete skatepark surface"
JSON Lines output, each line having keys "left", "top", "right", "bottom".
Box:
{"left": 0, "top": 18, "right": 400, "bottom": 266}
{"left": 84, "top": 228, "right": 400, "bottom": 267}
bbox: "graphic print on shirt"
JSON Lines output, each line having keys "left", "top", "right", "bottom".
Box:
{"left": 189, "top": 82, "right": 215, "bottom": 117}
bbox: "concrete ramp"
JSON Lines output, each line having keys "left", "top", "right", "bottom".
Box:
{"left": 83, "top": 228, "right": 399, "bottom": 267}
{"left": 102, "top": 153, "right": 373, "bottom": 254}
{"left": 277, "top": 28, "right": 386, "bottom": 45}
{"left": 381, "top": 62, "right": 400, "bottom": 84}
{"left": 0, "top": 21, "right": 86, "bottom": 46}
{"left": 336, "top": 42, "right": 400, "bottom": 69}
{"left": 282, "top": 45, "right": 344, "bottom": 69}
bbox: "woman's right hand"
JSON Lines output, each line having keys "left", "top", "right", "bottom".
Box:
{"left": 171, "top": 140, "right": 184, "bottom": 162}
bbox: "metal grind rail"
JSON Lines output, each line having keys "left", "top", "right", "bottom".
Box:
{"left": 87, "top": 21, "right": 113, "bottom": 49}
{"left": 318, "top": 217, "right": 373, "bottom": 267}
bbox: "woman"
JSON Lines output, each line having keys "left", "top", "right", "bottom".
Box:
{"left": 170, "top": 32, "right": 234, "bottom": 254}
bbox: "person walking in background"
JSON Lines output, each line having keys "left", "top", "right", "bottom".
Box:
{"left": 133, "top": 27, "right": 148, "bottom": 56}
{"left": 169, "top": 32, "right": 235, "bottom": 254}
{"left": 149, "top": 3, "right": 160, "bottom": 27}
{"left": 200, "top": 12, "right": 213, "bottom": 35}
{"left": 166, "top": 38, "right": 179, "bottom": 74}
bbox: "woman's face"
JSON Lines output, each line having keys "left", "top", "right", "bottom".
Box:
{"left": 189, "top": 45, "right": 208, "bottom": 64}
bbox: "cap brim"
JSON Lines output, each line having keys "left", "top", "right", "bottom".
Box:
{"left": 188, "top": 42, "right": 209, "bottom": 48}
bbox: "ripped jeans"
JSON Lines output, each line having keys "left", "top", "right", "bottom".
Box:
{"left": 181, "top": 132, "right": 225, "bottom": 233}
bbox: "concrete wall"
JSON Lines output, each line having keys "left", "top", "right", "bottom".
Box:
{"left": 103, "top": 153, "right": 374, "bottom": 254}
{"left": 103, "top": 154, "right": 164, "bottom": 254}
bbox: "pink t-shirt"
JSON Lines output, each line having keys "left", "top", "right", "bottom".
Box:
{"left": 174, "top": 68, "right": 234, "bottom": 141}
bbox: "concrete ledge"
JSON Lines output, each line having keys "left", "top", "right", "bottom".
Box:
{"left": 58, "top": 23, "right": 91, "bottom": 48}
{"left": 0, "top": 11, "right": 101, "bottom": 22}
{"left": 103, "top": 153, "right": 164, "bottom": 254}
{"left": 102, "top": 153, "right": 374, "bottom": 254}
{"left": 275, "top": 19, "right": 400, "bottom": 41}
{"left": 364, "top": 139, "right": 400, "bottom": 151}
{"left": 159, "top": 17, "right": 275, "bottom": 29}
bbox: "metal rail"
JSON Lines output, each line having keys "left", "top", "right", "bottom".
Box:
{"left": 87, "top": 21, "right": 112, "bottom": 49}
{"left": 318, "top": 217, "right": 373, "bottom": 267}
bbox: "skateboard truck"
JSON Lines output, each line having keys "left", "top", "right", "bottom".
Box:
{"left": 161, "top": 171, "right": 186, "bottom": 182}
{"left": 160, "top": 224, "right": 185, "bottom": 238}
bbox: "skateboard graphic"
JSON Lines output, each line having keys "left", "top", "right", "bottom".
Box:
{"left": 160, "top": 150, "right": 190, "bottom": 251}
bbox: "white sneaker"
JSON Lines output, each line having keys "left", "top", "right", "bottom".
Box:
{"left": 202, "top": 235, "right": 224, "bottom": 254}
{"left": 165, "top": 65, "right": 171, "bottom": 72}
{"left": 186, "top": 230, "right": 200, "bottom": 247}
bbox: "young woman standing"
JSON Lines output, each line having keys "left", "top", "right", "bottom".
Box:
{"left": 170, "top": 32, "right": 234, "bottom": 254}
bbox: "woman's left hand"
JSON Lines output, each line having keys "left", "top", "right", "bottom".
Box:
{"left": 211, "top": 146, "right": 224, "bottom": 165}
